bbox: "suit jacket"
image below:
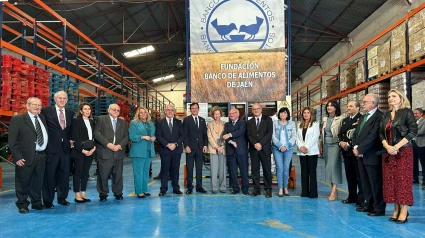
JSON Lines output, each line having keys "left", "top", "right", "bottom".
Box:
{"left": 296, "top": 121, "right": 320, "bottom": 156}
{"left": 183, "top": 115, "right": 208, "bottom": 150}
{"left": 155, "top": 117, "right": 184, "bottom": 154}
{"left": 223, "top": 119, "right": 248, "bottom": 156}
{"left": 8, "top": 113, "right": 47, "bottom": 166}
{"left": 352, "top": 109, "right": 383, "bottom": 165}
{"left": 207, "top": 120, "right": 226, "bottom": 155}
{"left": 415, "top": 117, "right": 425, "bottom": 147}
{"left": 71, "top": 117, "right": 96, "bottom": 160}
{"left": 94, "top": 115, "right": 129, "bottom": 160}
{"left": 128, "top": 120, "right": 156, "bottom": 158}
{"left": 41, "top": 105, "right": 74, "bottom": 153}
{"left": 247, "top": 115, "right": 273, "bottom": 155}
{"left": 338, "top": 113, "right": 362, "bottom": 157}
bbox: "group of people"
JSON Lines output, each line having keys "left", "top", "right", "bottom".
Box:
{"left": 9, "top": 89, "right": 424, "bottom": 224}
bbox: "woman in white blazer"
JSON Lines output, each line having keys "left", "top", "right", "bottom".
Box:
{"left": 297, "top": 107, "right": 320, "bottom": 198}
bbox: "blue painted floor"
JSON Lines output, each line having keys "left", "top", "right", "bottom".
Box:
{"left": 1, "top": 155, "right": 424, "bottom": 238}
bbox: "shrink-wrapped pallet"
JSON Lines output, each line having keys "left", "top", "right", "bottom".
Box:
{"left": 378, "top": 41, "right": 391, "bottom": 76}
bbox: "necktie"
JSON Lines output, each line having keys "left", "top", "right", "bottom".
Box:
{"left": 256, "top": 118, "right": 260, "bottom": 131}
{"left": 232, "top": 121, "right": 235, "bottom": 126}
{"left": 113, "top": 119, "right": 117, "bottom": 132}
{"left": 34, "top": 116, "right": 44, "bottom": 147}
{"left": 195, "top": 117, "right": 199, "bottom": 128}
{"left": 168, "top": 119, "right": 173, "bottom": 133}
{"left": 59, "top": 109, "right": 65, "bottom": 130}
{"left": 358, "top": 112, "right": 369, "bottom": 133}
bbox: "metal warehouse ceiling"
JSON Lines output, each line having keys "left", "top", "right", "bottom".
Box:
{"left": 3, "top": 0, "right": 388, "bottom": 87}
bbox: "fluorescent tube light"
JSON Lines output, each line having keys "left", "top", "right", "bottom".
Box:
{"left": 123, "top": 45, "right": 154, "bottom": 58}
{"left": 152, "top": 74, "right": 175, "bottom": 83}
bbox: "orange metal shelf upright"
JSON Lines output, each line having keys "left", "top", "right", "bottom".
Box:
{"left": 291, "top": 2, "right": 425, "bottom": 114}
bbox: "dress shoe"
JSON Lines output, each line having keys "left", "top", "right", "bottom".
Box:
{"left": 220, "top": 189, "right": 226, "bottom": 193}
{"left": 230, "top": 190, "right": 239, "bottom": 195}
{"left": 58, "top": 199, "right": 70, "bottom": 206}
{"left": 356, "top": 207, "right": 372, "bottom": 212}
{"left": 82, "top": 198, "right": 91, "bottom": 202}
{"left": 143, "top": 192, "right": 151, "bottom": 196}
{"left": 367, "top": 210, "right": 385, "bottom": 216}
{"left": 186, "top": 189, "right": 193, "bottom": 195}
{"left": 284, "top": 193, "right": 290, "bottom": 196}
{"left": 243, "top": 191, "right": 249, "bottom": 195}
{"left": 159, "top": 192, "right": 166, "bottom": 196}
{"left": 355, "top": 203, "right": 364, "bottom": 208}
{"left": 31, "top": 205, "right": 45, "bottom": 210}
{"left": 422, "top": 186, "right": 425, "bottom": 190}
{"left": 212, "top": 190, "right": 217, "bottom": 194}
{"left": 413, "top": 180, "right": 419, "bottom": 184}
{"left": 74, "top": 198, "right": 86, "bottom": 203}
{"left": 278, "top": 194, "right": 284, "bottom": 197}
{"left": 422, "top": 181, "right": 425, "bottom": 186}
{"left": 265, "top": 190, "right": 272, "bottom": 198}
{"left": 100, "top": 197, "right": 107, "bottom": 202}
{"left": 395, "top": 211, "right": 409, "bottom": 224}
{"left": 114, "top": 194, "right": 124, "bottom": 200}
{"left": 153, "top": 175, "right": 160, "bottom": 180}
{"left": 137, "top": 194, "right": 146, "bottom": 198}
{"left": 196, "top": 187, "right": 207, "bottom": 193}
{"left": 251, "top": 190, "right": 261, "bottom": 196}
{"left": 389, "top": 214, "right": 399, "bottom": 222}
{"left": 341, "top": 199, "right": 356, "bottom": 204}
{"left": 18, "top": 208, "right": 29, "bottom": 214}
{"left": 173, "top": 190, "right": 183, "bottom": 194}
{"left": 44, "top": 203, "right": 55, "bottom": 209}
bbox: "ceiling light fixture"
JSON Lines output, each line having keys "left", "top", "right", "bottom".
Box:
{"left": 152, "top": 74, "right": 175, "bottom": 83}
{"left": 123, "top": 45, "right": 155, "bottom": 58}
{"left": 176, "top": 57, "right": 184, "bottom": 68}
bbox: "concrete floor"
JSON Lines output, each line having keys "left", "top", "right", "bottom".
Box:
{"left": 0, "top": 154, "right": 424, "bottom": 238}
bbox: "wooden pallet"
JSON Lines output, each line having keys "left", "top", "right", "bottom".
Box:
{"left": 392, "top": 63, "right": 406, "bottom": 72}
{"left": 410, "top": 55, "right": 425, "bottom": 64}
{"left": 379, "top": 70, "right": 390, "bottom": 77}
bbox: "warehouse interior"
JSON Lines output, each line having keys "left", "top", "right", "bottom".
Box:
{"left": 1, "top": 0, "right": 425, "bottom": 237}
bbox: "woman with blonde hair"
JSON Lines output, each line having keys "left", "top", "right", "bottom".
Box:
{"left": 207, "top": 106, "right": 227, "bottom": 193}
{"left": 296, "top": 107, "right": 320, "bottom": 198}
{"left": 379, "top": 89, "right": 417, "bottom": 223}
{"left": 129, "top": 106, "right": 156, "bottom": 198}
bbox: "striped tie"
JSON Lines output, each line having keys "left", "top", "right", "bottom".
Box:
{"left": 34, "top": 116, "right": 44, "bottom": 146}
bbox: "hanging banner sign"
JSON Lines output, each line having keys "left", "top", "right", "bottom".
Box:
{"left": 189, "top": 0, "right": 286, "bottom": 102}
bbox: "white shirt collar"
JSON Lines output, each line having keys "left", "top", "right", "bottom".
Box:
{"left": 55, "top": 105, "right": 64, "bottom": 112}
{"left": 367, "top": 107, "right": 378, "bottom": 116}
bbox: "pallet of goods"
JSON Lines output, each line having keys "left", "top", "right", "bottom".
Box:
{"left": 409, "top": 8, "right": 425, "bottom": 63}
{"left": 367, "top": 46, "right": 379, "bottom": 80}
{"left": 355, "top": 59, "right": 366, "bottom": 85}
{"left": 378, "top": 41, "right": 391, "bottom": 76}
{"left": 1, "top": 55, "right": 49, "bottom": 113}
{"left": 390, "top": 72, "right": 425, "bottom": 95}
{"left": 340, "top": 65, "right": 356, "bottom": 91}
{"left": 391, "top": 24, "right": 407, "bottom": 71}
{"left": 368, "top": 83, "right": 390, "bottom": 111}
{"left": 412, "top": 81, "right": 425, "bottom": 109}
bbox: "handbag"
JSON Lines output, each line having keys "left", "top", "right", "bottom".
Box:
{"left": 81, "top": 140, "right": 94, "bottom": 150}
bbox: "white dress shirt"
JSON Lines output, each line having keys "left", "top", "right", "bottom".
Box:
{"left": 28, "top": 112, "right": 48, "bottom": 151}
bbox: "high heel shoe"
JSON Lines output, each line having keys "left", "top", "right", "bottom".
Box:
{"left": 395, "top": 211, "right": 409, "bottom": 224}
{"left": 388, "top": 211, "right": 400, "bottom": 222}
{"left": 137, "top": 194, "right": 146, "bottom": 198}
{"left": 328, "top": 190, "right": 338, "bottom": 201}
{"left": 82, "top": 198, "right": 91, "bottom": 202}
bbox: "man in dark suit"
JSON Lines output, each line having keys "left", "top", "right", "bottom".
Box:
{"left": 223, "top": 107, "right": 249, "bottom": 195}
{"left": 247, "top": 103, "right": 273, "bottom": 198}
{"left": 156, "top": 105, "right": 184, "bottom": 196}
{"left": 352, "top": 94, "right": 385, "bottom": 216}
{"left": 338, "top": 101, "right": 363, "bottom": 206}
{"left": 41, "top": 91, "right": 74, "bottom": 207}
{"left": 94, "top": 103, "right": 129, "bottom": 201}
{"left": 9, "top": 97, "right": 48, "bottom": 214}
{"left": 183, "top": 102, "right": 208, "bottom": 194}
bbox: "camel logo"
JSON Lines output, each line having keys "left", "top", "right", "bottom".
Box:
{"left": 202, "top": 0, "right": 272, "bottom": 53}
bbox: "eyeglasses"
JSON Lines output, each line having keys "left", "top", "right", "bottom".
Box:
{"left": 165, "top": 109, "right": 174, "bottom": 112}
{"left": 110, "top": 108, "right": 120, "bottom": 112}
{"left": 252, "top": 108, "right": 261, "bottom": 111}
{"left": 361, "top": 100, "right": 373, "bottom": 104}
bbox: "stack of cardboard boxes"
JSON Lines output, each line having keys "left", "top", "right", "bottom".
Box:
{"left": 368, "top": 46, "right": 379, "bottom": 79}
{"left": 340, "top": 66, "right": 356, "bottom": 91}
{"left": 378, "top": 41, "right": 391, "bottom": 76}
{"left": 355, "top": 59, "right": 366, "bottom": 85}
{"left": 408, "top": 8, "right": 425, "bottom": 62}
{"left": 391, "top": 24, "right": 407, "bottom": 69}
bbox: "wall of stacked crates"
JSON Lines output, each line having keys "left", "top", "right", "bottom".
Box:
{"left": 1, "top": 55, "right": 50, "bottom": 113}
{"left": 82, "top": 96, "right": 135, "bottom": 125}
{"left": 49, "top": 72, "right": 79, "bottom": 112}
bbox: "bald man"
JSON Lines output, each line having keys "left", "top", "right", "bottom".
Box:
{"left": 94, "top": 104, "right": 129, "bottom": 202}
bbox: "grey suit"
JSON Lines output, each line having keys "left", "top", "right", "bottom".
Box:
{"left": 94, "top": 115, "right": 129, "bottom": 198}
{"left": 413, "top": 117, "right": 425, "bottom": 182}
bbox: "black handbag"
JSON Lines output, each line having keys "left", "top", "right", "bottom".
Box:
{"left": 81, "top": 140, "right": 94, "bottom": 150}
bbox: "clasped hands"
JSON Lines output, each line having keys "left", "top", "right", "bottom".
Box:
{"left": 299, "top": 146, "right": 308, "bottom": 154}
{"left": 353, "top": 148, "right": 363, "bottom": 158}
{"left": 385, "top": 145, "right": 398, "bottom": 155}
{"left": 107, "top": 143, "right": 122, "bottom": 152}
{"left": 142, "top": 136, "right": 156, "bottom": 142}
{"left": 82, "top": 146, "right": 96, "bottom": 156}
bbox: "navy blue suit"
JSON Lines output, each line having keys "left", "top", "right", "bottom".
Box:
{"left": 183, "top": 115, "right": 208, "bottom": 190}
{"left": 156, "top": 117, "right": 184, "bottom": 193}
{"left": 223, "top": 119, "right": 249, "bottom": 193}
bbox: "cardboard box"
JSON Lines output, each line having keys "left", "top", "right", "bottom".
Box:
{"left": 412, "top": 81, "right": 425, "bottom": 109}
{"left": 408, "top": 9, "right": 425, "bottom": 35}
{"left": 368, "top": 46, "right": 378, "bottom": 59}
{"left": 378, "top": 41, "right": 391, "bottom": 75}
{"left": 340, "top": 66, "right": 356, "bottom": 91}
{"left": 355, "top": 59, "right": 365, "bottom": 84}
{"left": 368, "top": 66, "right": 378, "bottom": 79}
{"left": 391, "top": 39, "right": 406, "bottom": 68}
